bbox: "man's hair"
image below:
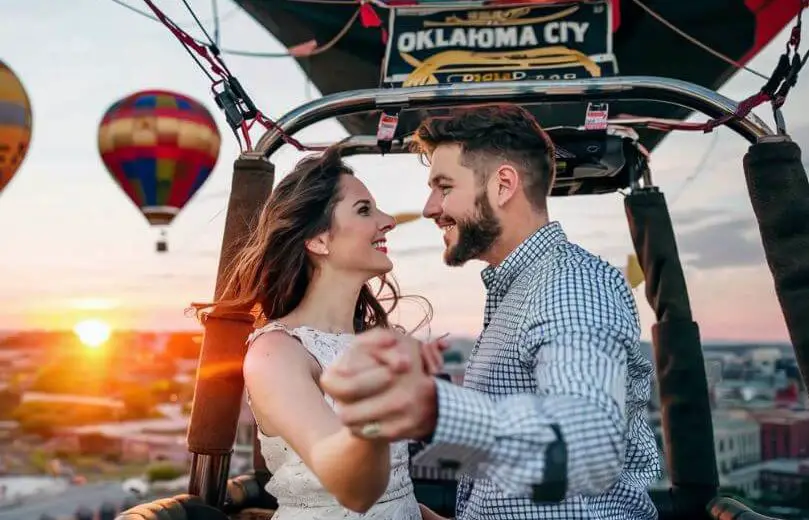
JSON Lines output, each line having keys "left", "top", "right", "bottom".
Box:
{"left": 411, "top": 104, "right": 556, "bottom": 211}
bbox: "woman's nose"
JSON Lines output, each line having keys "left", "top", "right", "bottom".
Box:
{"left": 380, "top": 212, "right": 395, "bottom": 232}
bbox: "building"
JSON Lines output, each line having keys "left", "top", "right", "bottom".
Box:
{"left": 759, "top": 458, "right": 809, "bottom": 504}
{"left": 21, "top": 392, "right": 125, "bottom": 410}
{"left": 648, "top": 410, "right": 761, "bottom": 486}
{"left": 756, "top": 410, "right": 809, "bottom": 460}
{"left": 720, "top": 409, "right": 809, "bottom": 461}
{"left": 0, "top": 348, "right": 42, "bottom": 373}
{"left": 55, "top": 404, "right": 191, "bottom": 464}
{"left": 750, "top": 348, "right": 783, "bottom": 376}
{"left": 713, "top": 380, "right": 776, "bottom": 405}
{"left": 656, "top": 458, "right": 809, "bottom": 505}
{"left": 120, "top": 433, "right": 188, "bottom": 465}
{"left": 774, "top": 379, "right": 808, "bottom": 410}
{"left": 721, "top": 463, "right": 761, "bottom": 498}
{"left": 712, "top": 413, "right": 761, "bottom": 475}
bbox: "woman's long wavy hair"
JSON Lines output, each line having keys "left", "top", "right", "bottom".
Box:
{"left": 204, "top": 145, "right": 429, "bottom": 333}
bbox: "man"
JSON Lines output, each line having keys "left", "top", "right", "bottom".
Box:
{"left": 320, "top": 104, "right": 661, "bottom": 519}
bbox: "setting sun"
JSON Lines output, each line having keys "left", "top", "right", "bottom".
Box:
{"left": 73, "top": 319, "right": 112, "bottom": 348}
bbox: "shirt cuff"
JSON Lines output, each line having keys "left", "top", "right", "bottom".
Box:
{"left": 432, "top": 378, "right": 497, "bottom": 453}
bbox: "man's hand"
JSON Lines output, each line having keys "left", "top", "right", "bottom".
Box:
{"left": 420, "top": 334, "right": 450, "bottom": 375}
{"left": 320, "top": 328, "right": 444, "bottom": 441}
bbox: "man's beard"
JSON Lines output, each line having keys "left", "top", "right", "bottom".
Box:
{"left": 444, "top": 193, "right": 502, "bottom": 266}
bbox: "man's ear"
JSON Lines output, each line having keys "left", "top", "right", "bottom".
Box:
{"left": 492, "top": 165, "right": 520, "bottom": 207}
{"left": 305, "top": 232, "right": 330, "bottom": 256}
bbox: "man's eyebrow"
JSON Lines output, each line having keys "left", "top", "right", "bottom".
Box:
{"left": 428, "top": 173, "right": 452, "bottom": 187}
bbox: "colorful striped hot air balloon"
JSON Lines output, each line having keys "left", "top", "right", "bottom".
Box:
{"left": 0, "top": 60, "right": 32, "bottom": 197}
{"left": 98, "top": 89, "right": 221, "bottom": 252}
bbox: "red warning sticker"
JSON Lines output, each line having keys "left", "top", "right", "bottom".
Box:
{"left": 585, "top": 102, "right": 609, "bottom": 130}
{"left": 377, "top": 113, "right": 399, "bottom": 141}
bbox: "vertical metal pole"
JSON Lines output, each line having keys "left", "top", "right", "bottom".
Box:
{"left": 187, "top": 153, "right": 275, "bottom": 507}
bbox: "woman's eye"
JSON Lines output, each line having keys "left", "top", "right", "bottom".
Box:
{"left": 358, "top": 206, "right": 370, "bottom": 215}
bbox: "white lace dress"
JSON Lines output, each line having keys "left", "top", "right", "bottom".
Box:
{"left": 246, "top": 322, "right": 421, "bottom": 520}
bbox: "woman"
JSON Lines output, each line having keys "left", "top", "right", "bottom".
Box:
{"left": 212, "top": 146, "right": 445, "bottom": 519}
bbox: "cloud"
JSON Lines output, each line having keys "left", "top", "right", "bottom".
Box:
{"left": 671, "top": 124, "right": 809, "bottom": 269}
{"left": 670, "top": 207, "right": 729, "bottom": 228}
{"left": 676, "top": 217, "right": 766, "bottom": 269}
{"left": 785, "top": 125, "right": 809, "bottom": 172}
{"left": 787, "top": 124, "right": 809, "bottom": 144}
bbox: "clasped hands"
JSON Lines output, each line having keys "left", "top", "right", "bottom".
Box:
{"left": 320, "top": 328, "right": 449, "bottom": 442}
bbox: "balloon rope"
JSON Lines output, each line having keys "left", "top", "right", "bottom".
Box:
{"left": 110, "top": 0, "right": 376, "bottom": 59}
{"left": 630, "top": 0, "right": 768, "bottom": 80}
{"left": 139, "top": 0, "right": 310, "bottom": 152}
{"left": 295, "top": 8, "right": 361, "bottom": 57}
{"left": 629, "top": 0, "right": 808, "bottom": 136}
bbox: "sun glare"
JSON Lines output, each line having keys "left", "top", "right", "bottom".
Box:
{"left": 73, "top": 319, "right": 112, "bottom": 348}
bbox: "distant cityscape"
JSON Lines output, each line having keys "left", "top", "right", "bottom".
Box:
{"left": 0, "top": 330, "right": 806, "bottom": 518}
{"left": 0, "top": 330, "right": 223, "bottom": 517}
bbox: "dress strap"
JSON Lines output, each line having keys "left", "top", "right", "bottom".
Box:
{"left": 245, "top": 322, "right": 340, "bottom": 408}
{"left": 246, "top": 321, "right": 332, "bottom": 373}
{"left": 247, "top": 321, "right": 301, "bottom": 347}
{"left": 244, "top": 321, "right": 313, "bottom": 412}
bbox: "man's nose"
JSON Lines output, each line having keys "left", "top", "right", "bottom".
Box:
{"left": 423, "top": 191, "right": 441, "bottom": 220}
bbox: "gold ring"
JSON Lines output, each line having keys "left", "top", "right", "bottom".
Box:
{"left": 359, "top": 421, "right": 382, "bottom": 439}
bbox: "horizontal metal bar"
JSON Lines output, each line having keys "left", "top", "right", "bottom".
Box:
{"left": 301, "top": 120, "right": 647, "bottom": 157}
{"left": 367, "top": 0, "right": 583, "bottom": 9}
{"left": 303, "top": 136, "right": 412, "bottom": 156}
{"left": 256, "top": 76, "right": 773, "bottom": 158}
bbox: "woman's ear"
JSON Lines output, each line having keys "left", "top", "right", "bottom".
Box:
{"left": 305, "top": 233, "right": 330, "bottom": 256}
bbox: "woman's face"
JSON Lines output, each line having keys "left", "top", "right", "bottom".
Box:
{"left": 316, "top": 174, "right": 395, "bottom": 278}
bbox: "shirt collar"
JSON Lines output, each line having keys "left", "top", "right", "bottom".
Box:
{"left": 481, "top": 221, "right": 566, "bottom": 298}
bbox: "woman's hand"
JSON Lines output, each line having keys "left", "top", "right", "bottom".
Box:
{"left": 419, "top": 334, "right": 450, "bottom": 375}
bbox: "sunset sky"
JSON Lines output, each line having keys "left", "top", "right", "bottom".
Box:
{"left": 0, "top": 1, "right": 807, "bottom": 341}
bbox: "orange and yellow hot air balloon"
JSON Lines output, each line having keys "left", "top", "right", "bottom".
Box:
{"left": 98, "top": 89, "right": 221, "bottom": 252}
{"left": 393, "top": 212, "right": 421, "bottom": 226}
{"left": 0, "top": 60, "right": 32, "bottom": 196}
{"left": 625, "top": 254, "right": 644, "bottom": 289}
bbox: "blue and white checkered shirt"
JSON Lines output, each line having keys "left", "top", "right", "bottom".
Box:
{"left": 429, "top": 221, "right": 661, "bottom": 519}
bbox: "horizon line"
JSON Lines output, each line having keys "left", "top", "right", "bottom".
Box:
{"left": 0, "top": 327, "right": 794, "bottom": 346}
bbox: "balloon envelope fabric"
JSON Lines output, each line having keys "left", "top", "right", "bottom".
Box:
{"left": 98, "top": 89, "right": 221, "bottom": 226}
{"left": 0, "top": 60, "right": 33, "bottom": 196}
